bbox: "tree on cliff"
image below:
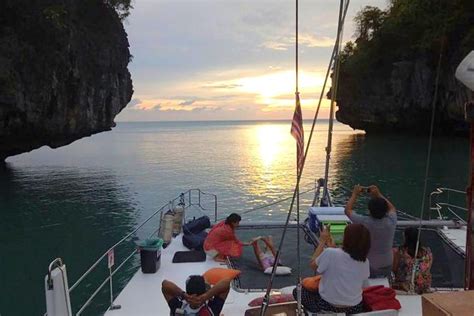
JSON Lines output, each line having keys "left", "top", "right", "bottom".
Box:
{"left": 336, "top": 0, "right": 474, "bottom": 134}
{"left": 354, "top": 6, "right": 386, "bottom": 43}
{"left": 342, "top": 0, "right": 474, "bottom": 71}
{"left": 105, "top": 0, "right": 133, "bottom": 19}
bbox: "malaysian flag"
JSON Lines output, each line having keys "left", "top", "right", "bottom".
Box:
{"left": 291, "top": 92, "right": 304, "bottom": 173}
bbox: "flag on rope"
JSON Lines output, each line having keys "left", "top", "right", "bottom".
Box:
{"left": 291, "top": 92, "right": 304, "bottom": 173}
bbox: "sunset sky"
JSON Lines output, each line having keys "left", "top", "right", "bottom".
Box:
{"left": 116, "top": 0, "right": 387, "bottom": 121}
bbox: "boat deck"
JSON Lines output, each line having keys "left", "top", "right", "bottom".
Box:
{"left": 105, "top": 233, "right": 423, "bottom": 316}
{"left": 439, "top": 226, "right": 467, "bottom": 253}
{"left": 105, "top": 234, "right": 266, "bottom": 316}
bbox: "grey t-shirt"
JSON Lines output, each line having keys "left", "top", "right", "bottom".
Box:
{"left": 348, "top": 211, "right": 397, "bottom": 270}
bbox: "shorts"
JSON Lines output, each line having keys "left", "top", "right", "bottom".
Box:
{"left": 168, "top": 296, "right": 225, "bottom": 316}
{"left": 293, "top": 287, "right": 365, "bottom": 314}
{"left": 205, "top": 249, "right": 219, "bottom": 258}
{"left": 260, "top": 257, "right": 275, "bottom": 270}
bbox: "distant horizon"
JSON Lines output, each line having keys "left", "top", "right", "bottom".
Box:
{"left": 115, "top": 118, "right": 336, "bottom": 123}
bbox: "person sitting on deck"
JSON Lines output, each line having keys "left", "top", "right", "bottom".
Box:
{"left": 392, "top": 227, "right": 433, "bottom": 294}
{"left": 294, "top": 224, "right": 370, "bottom": 314}
{"left": 162, "top": 275, "right": 231, "bottom": 316}
{"left": 344, "top": 184, "right": 397, "bottom": 278}
{"left": 203, "top": 213, "right": 254, "bottom": 261}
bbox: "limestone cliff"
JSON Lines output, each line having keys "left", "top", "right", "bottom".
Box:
{"left": 0, "top": 0, "right": 133, "bottom": 161}
{"left": 336, "top": 56, "right": 471, "bottom": 134}
{"left": 335, "top": 0, "right": 474, "bottom": 135}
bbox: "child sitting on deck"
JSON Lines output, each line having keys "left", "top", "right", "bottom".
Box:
{"left": 252, "top": 236, "right": 277, "bottom": 271}
{"left": 252, "top": 236, "right": 292, "bottom": 275}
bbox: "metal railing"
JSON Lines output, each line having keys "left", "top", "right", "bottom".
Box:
{"left": 429, "top": 187, "right": 467, "bottom": 222}
{"left": 69, "top": 189, "right": 217, "bottom": 315}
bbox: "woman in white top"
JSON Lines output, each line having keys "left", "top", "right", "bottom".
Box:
{"left": 294, "top": 223, "right": 371, "bottom": 314}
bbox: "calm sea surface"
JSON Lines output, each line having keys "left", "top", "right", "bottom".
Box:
{"left": 0, "top": 120, "right": 469, "bottom": 315}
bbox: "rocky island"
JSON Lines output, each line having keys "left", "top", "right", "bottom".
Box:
{"left": 0, "top": 0, "right": 133, "bottom": 161}
{"left": 336, "top": 0, "right": 474, "bottom": 135}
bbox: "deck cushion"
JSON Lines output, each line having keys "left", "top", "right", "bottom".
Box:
{"left": 302, "top": 275, "right": 322, "bottom": 291}
{"left": 203, "top": 268, "right": 241, "bottom": 285}
{"left": 264, "top": 266, "right": 292, "bottom": 275}
{"left": 172, "top": 250, "right": 206, "bottom": 263}
{"left": 248, "top": 294, "right": 295, "bottom": 307}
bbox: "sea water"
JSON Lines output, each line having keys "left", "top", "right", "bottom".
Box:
{"left": 0, "top": 120, "right": 468, "bottom": 315}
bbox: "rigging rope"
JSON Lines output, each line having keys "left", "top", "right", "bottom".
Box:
{"left": 410, "top": 34, "right": 445, "bottom": 292}
{"left": 259, "top": 0, "right": 350, "bottom": 314}
{"left": 323, "top": 0, "right": 346, "bottom": 205}
{"left": 215, "top": 183, "right": 319, "bottom": 222}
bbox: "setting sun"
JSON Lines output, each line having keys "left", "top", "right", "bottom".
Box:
{"left": 205, "top": 69, "right": 327, "bottom": 109}
{"left": 237, "top": 70, "right": 324, "bottom": 100}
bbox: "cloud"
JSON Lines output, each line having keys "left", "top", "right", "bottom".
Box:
{"left": 127, "top": 98, "right": 142, "bottom": 107}
{"left": 131, "top": 101, "right": 161, "bottom": 111}
{"left": 261, "top": 33, "right": 335, "bottom": 51}
{"left": 202, "top": 83, "right": 243, "bottom": 89}
{"left": 153, "top": 105, "right": 221, "bottom": 113}
{"left": 300, "top": 34, "right": 335, "bottom": 48}
{"left": 179, "top": 100, "right": 196, "bottom": 106}
{"left": 118, "top": 0, "right": 389, "bottom": 121}
{"left": 127, "top": 97, "right": 223, "bottom": 113}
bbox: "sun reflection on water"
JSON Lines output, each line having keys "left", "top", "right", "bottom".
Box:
{"left": 240, "top": 124, "right": 297, "bottom": 199}
{"left": 256, "top": 125, "right": 290, "bottom": 167}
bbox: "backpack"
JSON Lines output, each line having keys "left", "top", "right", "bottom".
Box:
{"left": 183, "top": 216, "right": 211, "bottom": 235}
{"left": 182, "top": 231, "right": 208, "bottom": 250}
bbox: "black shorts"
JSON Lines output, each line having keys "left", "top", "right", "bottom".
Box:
{"left": 167, "top": 296, "right": 225, "bottom": 316}
{"left": 293, "top": 287, "right": 365, "bottom": 314}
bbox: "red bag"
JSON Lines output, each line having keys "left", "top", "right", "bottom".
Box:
{"left": 363, "top": 286, "right": 401, "bottom": 311}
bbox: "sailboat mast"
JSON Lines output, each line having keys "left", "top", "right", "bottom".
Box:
{"left": 323, "top": 0, "right": 345, "bottom": 202}
{"left": 295, "top": 0, "right": 302, "bottom": 313}
{"left": 454, "top": 51, "right": 474, "bottom": 290}
{"left": 466, "top": 100, "right": 474, "bottom": 290}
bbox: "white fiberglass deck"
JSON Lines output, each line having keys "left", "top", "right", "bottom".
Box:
{"left": 439, "top": 227, "right": 467, "bottom": 253}
{"left": 105, "top": 234, "right": 423, "bottom": 316}
{"left": 105, "top": 234, "right": 265, "bottom": 316}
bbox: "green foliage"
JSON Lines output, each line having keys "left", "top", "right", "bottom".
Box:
{"left": 105, "top": 0, "right": 133, "bottom": 20}
{"left": 340, "top": 0, "right": 474, "bottom": 95}
{"left": 43, "top": 5, "right": 68, "bottom": 29}
{"left": 354, "top": 6, "right": 387, "bottom": 42}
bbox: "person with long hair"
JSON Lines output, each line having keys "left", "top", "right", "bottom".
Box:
{"left": 203, "top": 213, "right": 254, "bottom": 261}
{"left": 392, "top": 227, "right": 433, "bottom": 293}
{"left": 294, "top": 223, "right": 371, "bottom": 314}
